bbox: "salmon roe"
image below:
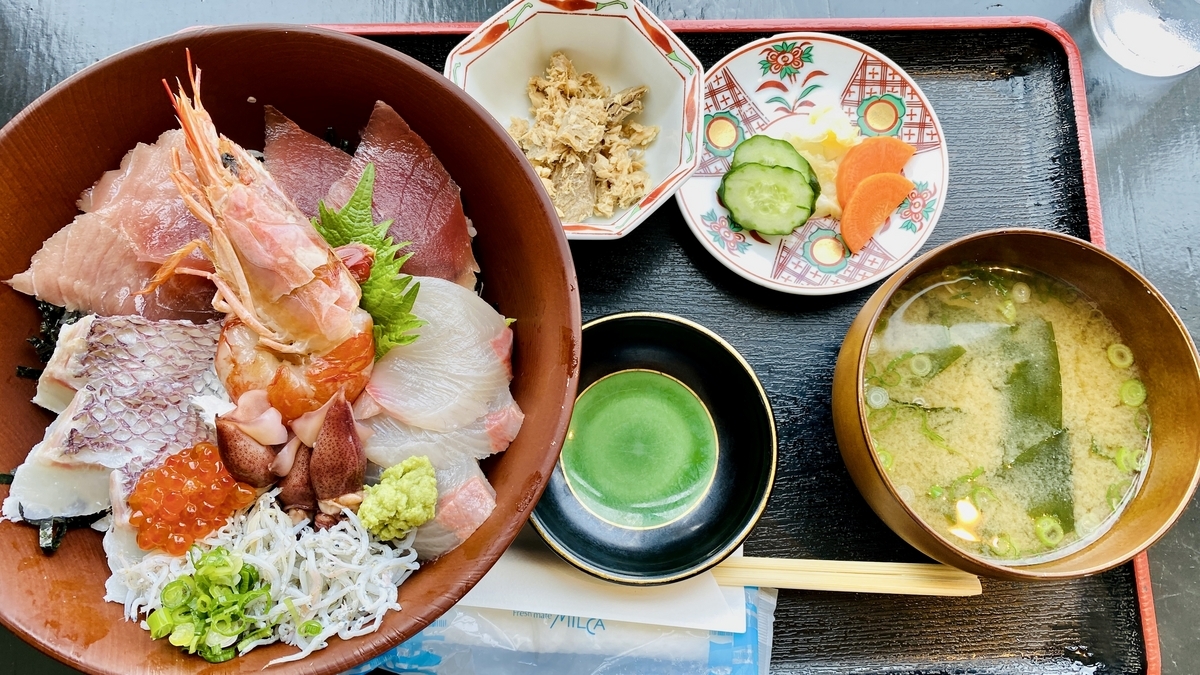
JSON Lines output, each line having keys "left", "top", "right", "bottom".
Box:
{"left": 128, "top": 442, "right": 258, "bottom": 556}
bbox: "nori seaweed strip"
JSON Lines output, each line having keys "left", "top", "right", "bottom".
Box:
{"left": 17, "top": 504, "right": 110, "bottom": 555}
{"left": 0, "top": 473, "right": 13, "bottom": 485}
{"left": 18, "top": 301, "right": 84, "bottom": 377}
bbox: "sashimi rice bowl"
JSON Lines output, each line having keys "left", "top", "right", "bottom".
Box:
{"left": 0, "top": 27, "right": 578, "bottom": 673}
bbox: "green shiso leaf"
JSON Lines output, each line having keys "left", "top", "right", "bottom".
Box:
{"left": 312, "top": 163, "right": 424, "bottom": 359}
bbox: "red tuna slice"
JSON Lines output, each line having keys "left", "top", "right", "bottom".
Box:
{"left": 326, "top": 101, "right": 479, "bottom": 288}
{"left": 263, "top": 106, "right": 353, "bottom": 219}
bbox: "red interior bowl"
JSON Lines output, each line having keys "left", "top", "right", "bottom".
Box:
{"left": 0, "top": 24, "right": 579, "bottom": 674}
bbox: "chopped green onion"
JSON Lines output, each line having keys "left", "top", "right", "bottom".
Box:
{"left": 1135, "top": 406, "right": 1152, "bottom": 436}
{"left": 928, "top": 485, "right": 945, "bottom": 499}
{"left": 169, "top": 622, "right": 196, "bottom": 648}
{"left": 161, "top": 578, "right": 194, "bottom": 610}
{"left": 1107, "top": 480, "right": 1132, "bottom": 511}
{"left": 1107, "top": 344, "right": 1134, "bottom": 369}
{"left": 909, "top": 353, "right": 933, "bottom": 377}
{"left": 987, "top": 534, "right": 1020, "bottom": 558}
{"left": 1120, "top": 379, "right": 1147, "bottom": 407}
{"left": 1011, "top": 282, "right": 1031, "bottom": 304}
{"left": 300, "top": 620, "right": 323, "bottom": 638}
{"left": 867, "top": 337, "right": 880, "bottom": 356}
{"left": 999, "top": 299, "right": 1017, "bottom": 323}
{"left": 1034, "top": 515, "right": 1065, "bottom": 547}
{"left": 865, "top": 386, "right": 890, "bottom": 410}
{"left": 867, "top": 406, "right": 898, "bottom": 433}
{"left": 969, "top": 486, "right": 998, "bottom": 511}
{"left": 876, "top": 449, "right": 894, "bottom": 471}
{"left": 1114, "top": 446, "right": 1146, "bottom": 473}
{"left": 201, "top": 646, "right": 236, "bottom": 664}
{"left": 147, "top": 608, "right": 173, "bottom": 640}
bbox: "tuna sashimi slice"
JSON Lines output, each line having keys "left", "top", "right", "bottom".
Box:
{"left": 326, "top": 101, "right": 479, "bottom": 288}
{"left": 76, "top": 130, "right": 210, "bottom": 266}
{"left": 8, "top": 211, "right": 217, "bottom": 321}
{"left": 366, "top": 276, "right": 512, "bottom": 432}
{"left": 8, "top": 129, "right": 218, "bottom": 320}
{"left": 263, "top": 106, "right": 353, "bottom": 219}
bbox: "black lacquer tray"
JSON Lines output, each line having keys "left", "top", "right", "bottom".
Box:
{"left": 336, "top": 17, "right": 1154, "bottom": 675}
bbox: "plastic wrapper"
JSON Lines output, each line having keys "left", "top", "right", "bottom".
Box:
{"left": 346, "top": 587, "right": 777, "bottom": 675}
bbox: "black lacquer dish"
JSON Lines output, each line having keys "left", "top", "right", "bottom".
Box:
{"left": 531, "top": 312, "right": 776, "bottom": 585}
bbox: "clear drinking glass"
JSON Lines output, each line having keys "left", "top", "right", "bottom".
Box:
{"left": 1090, "top": 0, "right": 1200, "bottom": 76}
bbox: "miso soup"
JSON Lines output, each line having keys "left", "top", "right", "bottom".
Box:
{"left": 864, "top": 263, "right": 1151, "bottom": 564}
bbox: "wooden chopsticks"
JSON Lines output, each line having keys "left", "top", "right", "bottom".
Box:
{"left": 710, "top": 556, "right": 982, "bottom": 597}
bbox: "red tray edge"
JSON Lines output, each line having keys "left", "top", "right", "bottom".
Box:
{"left": 314, "top": 17, "right": 1153, "bottom": 675}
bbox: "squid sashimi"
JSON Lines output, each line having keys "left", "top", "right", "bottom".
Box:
{"left": 263, "top": 106, "right": 353, "bottom": 219}
{"left": 3, "top": 316, "right": 222, "bottom": 522}
{"left": 363, "top": 390, "right": 523, "bottom": 470}
{"left": 325, "top": 101, "right": 480, "bottom": 288}
{"left": 8, "top": 130, "right": 218, "bottom": 321}
{"left": 365, "top": 276, "right": 513, "bottom": 432}
{"left": 411, "top": 460, "right": 496, "bottom": 561}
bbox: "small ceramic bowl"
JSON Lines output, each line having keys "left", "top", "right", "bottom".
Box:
{"left": 831, "top": 228, "right": 1200, "bottom": 580}
{"left": 444, "top": 0, "right": 703, "bottom": 240}
{"left": 531, "top": 313, "right": 776, "bottom": 584}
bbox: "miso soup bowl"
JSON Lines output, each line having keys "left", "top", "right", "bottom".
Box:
{"left": 831, "top": 228, "right": 1200, "bottom": 580}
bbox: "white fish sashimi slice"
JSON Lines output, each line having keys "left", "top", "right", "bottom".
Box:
{"left": 367, "top": 276, "right": 513, "bottom": 432}
{"left": 3, "top": 384, "right": 216, "bottom": 522}
{"left": 35, "top": 315, "right": 221, "bottom": 413}
{"left": 7, "top": 317, "right": 222, "bottom": 524}
{"left": 413, "top": 460, "right": 496, "bottom": 561}
{"left": 363, "top": 390, "right": 524, "bottom": 471}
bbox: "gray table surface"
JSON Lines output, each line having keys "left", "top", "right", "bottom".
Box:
{"left": 0, "top": 1, "right": 1195, "bottom": 673}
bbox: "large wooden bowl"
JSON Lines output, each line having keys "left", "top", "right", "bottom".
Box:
{"left": 832, "top": 229, "right": 1200, "bottom": 580}
{"left": 0, "top": 25, "right": 579, "bottom": 674}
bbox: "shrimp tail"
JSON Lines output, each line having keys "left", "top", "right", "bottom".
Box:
{"left": 137, "top": 239, "right": 212, "bottom": 296}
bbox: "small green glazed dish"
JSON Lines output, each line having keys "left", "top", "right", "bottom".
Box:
{"left": 531, "top": 312, "right": 777, "bottom": 585}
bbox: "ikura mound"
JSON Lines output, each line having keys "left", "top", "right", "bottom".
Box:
{"left": 832, "top": 229, "right": 1200, "bottom": 580}
{"left": 0, "top": 25, "right": 576, "bottom": 675}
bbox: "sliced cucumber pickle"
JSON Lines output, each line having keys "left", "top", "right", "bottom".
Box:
{"left": 719, "top": 163, "right": 815, "bottom": 236}
{"left": 731, "top": 135, "right": 819, "bottom": 192}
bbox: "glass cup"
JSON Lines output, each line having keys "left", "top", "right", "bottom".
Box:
{"left": 1090, "top": 0, "right": 1200, "bottom": 76}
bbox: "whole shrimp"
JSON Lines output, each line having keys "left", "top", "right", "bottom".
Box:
{"left": 146, "top": 54, "right": 374, "bottom": 422}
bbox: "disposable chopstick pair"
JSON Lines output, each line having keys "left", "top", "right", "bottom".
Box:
{"left": 710, "top": 556, "right": 983, "bottom": 597}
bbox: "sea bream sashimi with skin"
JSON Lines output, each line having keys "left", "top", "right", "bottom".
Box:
{"left": 3, "top": 315, "right": 223, "bottom": 523}
{"left": 7, "top": 129, "right": 219, "bottom": 322}
{"left": 270, "top": 101, "right": 480, "bottom": 288}
{"left": 360, "top": 275, "right": 517, "bottom": 433}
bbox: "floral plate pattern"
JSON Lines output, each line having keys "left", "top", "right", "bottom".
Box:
{"left": 675, "top": 33, "right": 949, "bottom": 295}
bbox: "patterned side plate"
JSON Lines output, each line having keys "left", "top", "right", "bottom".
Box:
{"left": 675, "top": 33, "right": 948, "bottom": 295}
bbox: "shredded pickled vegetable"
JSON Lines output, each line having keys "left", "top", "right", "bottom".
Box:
{"left": 105, "top": 490, "right": 418, "bottom": 664}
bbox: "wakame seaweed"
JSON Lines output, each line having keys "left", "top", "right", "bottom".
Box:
{"left": 998, "top": 316, "right": 1073, "bottom": 532}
